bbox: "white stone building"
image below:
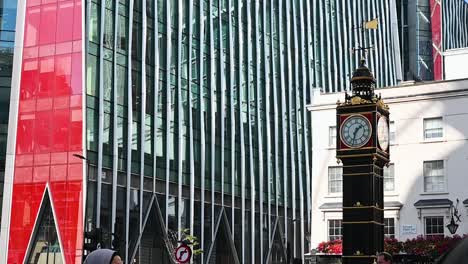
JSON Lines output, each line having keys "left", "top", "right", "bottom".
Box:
{"left": 307, "top": 78, "right": 468, "bottom": 249}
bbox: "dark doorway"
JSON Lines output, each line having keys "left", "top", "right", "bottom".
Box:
{"left": 268, "top": 219, "right": 287, "bottom": 264}
{"left": 134, "top": 196, "right": 172, "bottom": 264}
{"left": 26, "top": 191, "right": 64, "bottom": 264}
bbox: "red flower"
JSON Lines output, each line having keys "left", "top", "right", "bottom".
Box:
{"left": 316, "top": 239, "right": 343, "bottom": 254}
{"left": 315, "top": 233, "right": 467, "bottom": 259}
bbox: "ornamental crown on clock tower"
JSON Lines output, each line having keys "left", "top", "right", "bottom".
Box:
{"left": 350, "top": 58, "right": 376, "bottom": 101}
{"left": 340, "top": 58, "right": 389, "bottom": 109}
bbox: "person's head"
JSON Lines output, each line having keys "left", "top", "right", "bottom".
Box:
{"left": 377, "top": 252, "right": 393, "bottom": 264}
{"left": 84, "top": 249, "right": 123, "bottom": 264}
{"left": 110, "top": 253, "right": 122, "bottom": 264}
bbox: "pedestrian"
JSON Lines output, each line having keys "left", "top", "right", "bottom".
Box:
{"left": 83, "top": 249, "right": 123, "bottom": 264}
{"left": 377, "top": 252, "right": 393, "bottom": 264}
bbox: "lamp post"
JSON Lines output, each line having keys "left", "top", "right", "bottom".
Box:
{"left": 72, "top": 153, "right": 87, "bottom": 161}
{"left": 446, "top": 199, "right": 461, "bottom": 235}
{"left": 73, "top": 153, "right": 95, "bottom": 255}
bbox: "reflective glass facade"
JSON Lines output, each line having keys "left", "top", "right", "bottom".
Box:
{"left": 397, "top": 0, "right": 468, "bottom": 81}
{"left": 85, "top": 0, "right": 312, "bottom": 263}
{"left": 311, "top": 0, "right": 402, "bottom": 92}
{"left": 442, "top": 0, "right": 468, "bottom": 50}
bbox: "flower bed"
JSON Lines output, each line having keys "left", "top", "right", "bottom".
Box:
{"left": 316, "top": 234, "right": 468, "bottom": 260}
{"left": 317, "top": 239, "right": 342, "bottom": 254}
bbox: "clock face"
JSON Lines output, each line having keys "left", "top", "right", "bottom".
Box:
{"left": 340, "top": 115, "right": 372, "bottom": 148}
{"left": 377, "top": 116, "right": 389, "bottom": 151}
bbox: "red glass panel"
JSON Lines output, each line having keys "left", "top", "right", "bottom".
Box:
{"left": 54, "top": 96, "right": 71, "bottom": 109}
{"left": 27, "top": 0, "right": 41, "bottom": 7}
{"left": 34, "top": 153, "right": 50, "bottom": 165}
{"left": 36, "top": 97, "right": 53, "bottom": 111}
{"left": 38, "top": 57, "right": 55, "bottom": 98}
{"left": 429, "top": 0, "right": 443, "bottom": 81}
{"left": 24, "top": 7, "right": 40, "bottom": 47}
{"left": 55, "top": 54, "right": 72, "bottom": 96}
{"left": 39, "top": 43, "right": 55, "bottom": 57}
{"left": 15, "top": 154, "right": 34, "bottom": 167}
{"left": 16, "top": 118, "right": 35, "bottom": 154}
{"left": 51, "top": 151, "right": 69, "bottom": 164}
{"left": 51, "top": 165, "right": 68, "bottom": 183}
{"left": 72, "top": 1, "right": 81, "bottom": 40}
{"left": 56, "top": 41, "right": 73, "bottom": 55}
{"left": 8, "top": 0, "right": 84, "bottom": 262}
{"left": 52, "top": 109, "right": 70, "bottom": 151}
{"left": 70, "top": 52, "right": 82, "bottom": 95}
{"left": 56, "top": 1, "right": 74, "bottom": 42}
{"left": 39, "top": 4, "right": 57, "bottom": 44}
{"left": 20, "top": 59, "right": 39, "bottom": 100}
{"left": 34, "top": 111, "right": 52, "bottom": 152}
{"left": 14, "top": 167, "right": 33, "bottom": 184}
{"left": 33, "top": 165, "right": 50, "bottom": 183}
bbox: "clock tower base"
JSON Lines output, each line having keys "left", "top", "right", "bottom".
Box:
{"left": 340, "top": 156, "right": 386, "bottom": 264}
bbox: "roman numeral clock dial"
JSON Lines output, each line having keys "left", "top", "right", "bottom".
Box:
{"left": 340, "top": 115, "right": 372, "bottom": 148}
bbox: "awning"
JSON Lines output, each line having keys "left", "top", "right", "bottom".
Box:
{"left": 414, "top": 199, "right": 453, "bottom": 208}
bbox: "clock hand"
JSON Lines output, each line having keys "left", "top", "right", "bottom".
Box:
{"left": 352, "top": 125, "right": 363, "bottom": 139}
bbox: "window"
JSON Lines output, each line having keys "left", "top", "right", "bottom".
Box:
{"left": 424, "top": 117, "right": 443, "bottom": 139}
{"left": 328, "top": 220, "right": 342, "bottom": 241}
{"left": 425, "top": 216, "right": 444, "bottom": 238}
{"left": 384, "top": 218, "right": 395, "bottom": 238}
{"left": 328, "top": 167, "right": 342, "bottom": 194}
{"left": 384, "top": 164, "right": 395, "bottom": 192}
{"left": 329, "top": 126, "right": 336, "bottom": 147}
{"left": 423, "top": 160, "right": 445, "bottom": 192}
{"left": 389, "top": 121, "right": 396, "bottom": 144}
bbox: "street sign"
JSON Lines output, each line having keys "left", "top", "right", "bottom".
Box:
{"left": 401, "top": 224, "right": 417, "bottom": 235}
{"left": 174, "top": 244, "right": 192, "bottom": 264}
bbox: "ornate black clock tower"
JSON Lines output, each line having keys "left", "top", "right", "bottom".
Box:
{"left": 336, "top": 59, "right": 390, "bottom": 264}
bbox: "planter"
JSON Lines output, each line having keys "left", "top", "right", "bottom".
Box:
{"left": 312, "top": 254, "right": 342, "bottom": 264}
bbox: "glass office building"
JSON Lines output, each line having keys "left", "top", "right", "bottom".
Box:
{"left": 1, "top": 0, "right": 312, "bottom": 263}
{"left": 396, "top": 0, "right": 468, "bottom": 82}
{"left": 85, "top": 0, "right": 312, "bottom": 263}
{"left": 310, "top": 0, "right": 403, "bottom": 92}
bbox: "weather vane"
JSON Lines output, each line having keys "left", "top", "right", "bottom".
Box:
{"left": 351, "top": 17, "right": 379, "bottom": 59}
{"left": 351, "top": 46, "right": 375, "bottom": 60}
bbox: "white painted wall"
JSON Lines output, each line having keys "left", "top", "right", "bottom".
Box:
{"left": 444, "top": 49, "right": 468, "bottom": 80}
{"left": 308, "top": 79, "right": 468, "bottom": 248}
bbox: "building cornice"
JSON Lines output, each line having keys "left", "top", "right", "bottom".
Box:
{"left": 308, "top": 79, "right": 468, "bottom": 112}
{"left": 319, "top": 201, "right": 403, "bottom": 212}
